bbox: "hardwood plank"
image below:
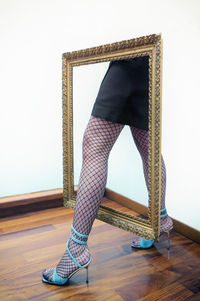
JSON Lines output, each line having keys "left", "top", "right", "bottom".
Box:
{"left": 0, "top": 206, "right": 200, "bottom": 300}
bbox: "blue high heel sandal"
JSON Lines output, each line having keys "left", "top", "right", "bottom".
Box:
{"left": 42, "top": 224, "right": 91, "bottom": 286}
{"left": 131, "top": 208, "right": 173, "bottom": 250}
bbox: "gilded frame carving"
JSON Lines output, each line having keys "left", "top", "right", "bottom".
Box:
{"left": 62, "top": 33, "right": 163, "bottom": 242}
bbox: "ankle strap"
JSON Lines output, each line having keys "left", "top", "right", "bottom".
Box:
{"left": 160, "top": 208, "right": 167, "bottom": 218}
{"left": 71, "top": 224, "right": 88, "bottom": 238}
{"left": 70, "top": 232, "right": 87, "bottom": 245}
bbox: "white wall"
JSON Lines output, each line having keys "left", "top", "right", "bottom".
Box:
{"left": 0, "top": 0, "right": 199, "bottom": 230}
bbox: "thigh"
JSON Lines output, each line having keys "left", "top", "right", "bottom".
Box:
{"left": 83, "top": 115, "right": 125, "bottom": 155}
{"left": 129, "top": 125, "right": 149, "bottom": 154}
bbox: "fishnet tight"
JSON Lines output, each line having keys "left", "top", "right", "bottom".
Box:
{"left": 130, "top": 126, "right": 173, "bottom": 246}
{"left": 43, "top": 115, "right": 172, "bottom": 281}
{"left": 43, "top": 116, "right": 124, "bottom": 281}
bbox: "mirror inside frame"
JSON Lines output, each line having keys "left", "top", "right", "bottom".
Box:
{"left": 62, "top": 33, "right": 163, "bottom": 242}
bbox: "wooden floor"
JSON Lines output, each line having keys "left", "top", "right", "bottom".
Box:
{"left": 0, "top": 205, "right": 200, "bottom": 301}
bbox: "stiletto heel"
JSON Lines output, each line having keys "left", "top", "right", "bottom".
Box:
{"left": 131, "top": 208, "right": 173, "bottom": 250}
{"left": 163, "top": 227, "right": 173, "bottom": 250}
{"left": 167, "top": 230, "right": 170, "bottom": 250}
{"left": 86, "top": 265, "right": 89, "bottom": 283}
{"left": 163, "top": 228, "right": 173, "bottom": 259}
{"left": 42, "top": 224, "right": 91, "bottom": 286}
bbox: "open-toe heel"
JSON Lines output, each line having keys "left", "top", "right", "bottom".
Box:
{"left": 42, "top": 224, "right": 91, "bottom": 286}
{"left": 131, "top": 208, "right": 173, "bottom": 250}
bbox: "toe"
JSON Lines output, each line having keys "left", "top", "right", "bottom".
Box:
{"left": 131, "top": 240, "right": 140, "bottom": 247}
{"left": 43, "top": 272, "right": 49, "bottom": 281}
{"left": 42, "top": 267, "right": 54, "bottom": 282}
{"left": 42, "top": 269, "right": 49, "bottom": 280}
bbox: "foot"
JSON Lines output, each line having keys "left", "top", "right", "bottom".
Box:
{"left": 131, "top": 215, "right": 173, "bottom": 249}
{"left": 160, "top": 215, "right": 173, "bottom": 233}
{"left": 42, "top": 243, "right": 91, "bottom": 284}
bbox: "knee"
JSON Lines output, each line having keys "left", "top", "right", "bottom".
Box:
{"left": 82, "top": 129, "right": 91, "bottom": 160}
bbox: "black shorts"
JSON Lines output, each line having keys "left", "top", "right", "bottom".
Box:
{"left": 91, "top": 55, "right": 149, "bottom": 131}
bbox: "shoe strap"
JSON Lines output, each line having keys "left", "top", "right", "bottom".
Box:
{"left": 160, "top": 208, "right": 167, "bottom": 218}
{"left": 66, "top": 240, "right": 86, "bottom": 269}
{"left": 71, "top": 224, "right": 88, "bottom": 238}
{"left": 70, "top": 232, "right": 87, "bottom": 245}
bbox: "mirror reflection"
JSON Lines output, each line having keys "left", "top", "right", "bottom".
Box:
{"left": 73, "top": 56, "right": 149, "bottom": 220}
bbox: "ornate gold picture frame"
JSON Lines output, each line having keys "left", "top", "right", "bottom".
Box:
{"left": 62, "top": 33, "right": 163, "bottom": 242}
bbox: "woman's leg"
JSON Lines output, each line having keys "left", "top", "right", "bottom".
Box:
{"left": 43, "top": 116, "right": 124, "bottom": 281}
{"left": 129, "top": 125, "right": 173, "bottom": 246}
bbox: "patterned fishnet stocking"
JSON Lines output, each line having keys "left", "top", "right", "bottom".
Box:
{"left": 43, "top": 115, "right": 124, "bottom": 281}
{"left": 130, "top": 126, "right": 173, "bottom": 246}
